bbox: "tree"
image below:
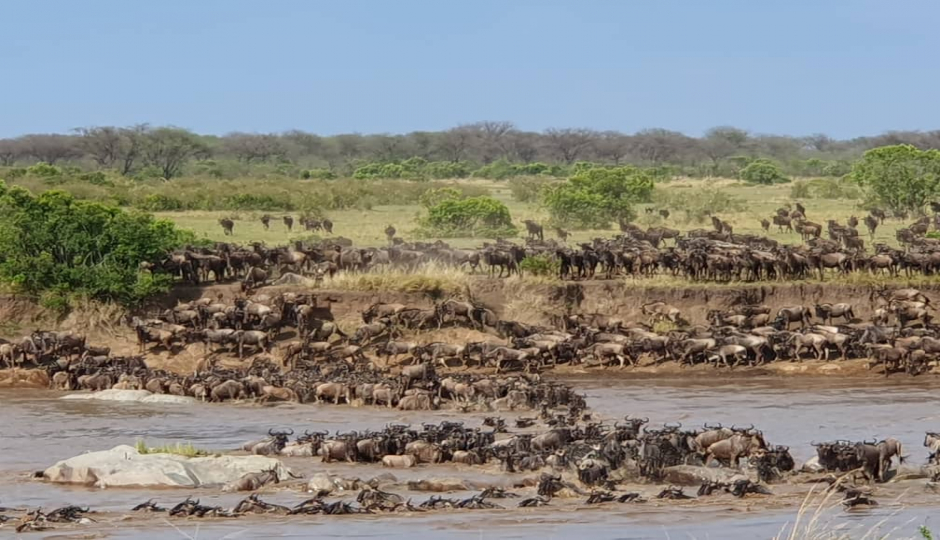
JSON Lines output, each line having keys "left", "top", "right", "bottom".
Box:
{"left": 740, "top": 159, "right": 788, "bottom": 184}
{"left": 118, "top": 124, "right": 150, "bottom": 176}
{"left": 76, "top": 126, "right": 124, "bottom": 168}
{"left": 223, "top": 132, "right": 286, "bottom": 163}
{"left": 19, "top": 134, "right": 81, "bottom": 164}
{"left": 592, "top": 131, "right": 633, "bottom": 164}
{"left": 437, "top": 126, "right": 475, "bottom": 163}
{"left": 702, "top": 126, "right": 749, "bottom": 170}
{"left": 142, "top": 127, "right": 208, "bottom": 179}
{"left": 543, "top": 128, "right": 597, "bottom": 164}
{"left": 468, "top": 121, "right": 516, "bottom": 163}
{"left": 632, "top": 129, "right": 694, "bottom": 165}
{"left": 852, "top": 144, "right": 940, "bottom": 214}
{"left": 282, "top": 130, "right": 324, "bottom": 163}
{"left": 507, "top": 131, "right": 540, "bottom": 163}
{"left": 543, "top": 166, "right": 654, "bottom": 228}
{"left": 0, "top": 138, "right": 24, "bottom": 166}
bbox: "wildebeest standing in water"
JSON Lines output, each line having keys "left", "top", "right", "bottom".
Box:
{"left": 283, "top": 215, "right": 294, "bottom": 232}
{"left": 260, "top": 214, "right": 271, "bottom": 230}
{"left": 219, "top": 218, "right": 235, "bottom": 236}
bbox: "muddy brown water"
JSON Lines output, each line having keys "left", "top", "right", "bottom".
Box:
{"left": 2, "top": 378, "right": 939, "bottom": 539}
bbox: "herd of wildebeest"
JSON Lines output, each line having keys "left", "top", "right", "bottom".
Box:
{"left": 163, "top": 203, "right": 940, "bottom": 287}
{"left": 12, "top": 204, "right": 940, "bottom": 531}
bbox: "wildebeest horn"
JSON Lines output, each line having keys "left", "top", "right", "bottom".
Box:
{"left": 810, "top": 441, "right": 819, "bottom": 446}
{"left": 642, "top": 417, "right": 649, "bottom": 423}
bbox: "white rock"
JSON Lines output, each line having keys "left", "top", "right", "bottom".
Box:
{"left": 800, "top": 456, "right": 824, "bottom": 473}
{"left": 43, "top": 445, "right": 290, "bottom": 488}
{"left": 60, "top": 389, "right": 196, "bottom": 405}
{"left": 662, "top": 465, "right": 746, "bottom": 486}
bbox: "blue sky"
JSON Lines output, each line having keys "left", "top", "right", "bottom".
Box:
{"left": 3, "top": 0, "right": 938, "bottom": 138}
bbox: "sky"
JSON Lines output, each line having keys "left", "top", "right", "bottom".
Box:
{"left": 2, "top": 0, "right": 939, "bottom": 139}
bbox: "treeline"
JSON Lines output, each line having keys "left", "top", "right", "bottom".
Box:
{"left": 4, "top": 123, "right": 940, "bottom": 180}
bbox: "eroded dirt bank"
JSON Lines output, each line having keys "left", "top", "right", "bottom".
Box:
{"left": 144, "top": 278, "right": 940, "bottom": 327}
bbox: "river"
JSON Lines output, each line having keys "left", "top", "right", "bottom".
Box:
{"left": 2, "top": 377, "right": 937, "bottom": 539}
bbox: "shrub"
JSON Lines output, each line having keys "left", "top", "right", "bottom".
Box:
{"left": 303, "top": 168, "right": 336, "bottom": 180}
{"left": 852, "top": 144, "right": 940, "bottom": 215}
{"left": 27, "top": 162, "right": 62, "bottom": 177}
{"left": 417, "top": 194, "right": 517, "bottom": 238}
{"left": 543, "top": 165, "right": 653, "bottom": 229}
{"left": 0, "top": 183, "right": 194, "bottom": 305}
{"left": 139, "top": 193, "right": 185, "bottom": 211}
{"left": 519, "top": 253, "right": 559, "bottom": 277}
{"left": 740, "top": 159, "right": 789, "bottom": 184}
{"left": 789, "top": 181, "right": 812, "bottom": 199}
{"left": 654, "top": 185, "right": 746, "bottom": 224}
{"left": 473, "top": 159, "right": 566, "bottom": 180}
{"left": 508, "top": 176, "right": 554, "bottom": 203}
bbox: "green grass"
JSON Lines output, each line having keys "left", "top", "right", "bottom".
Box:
{"left": 135, "top": 440, "right": 209, "bottom": 457}
{"left": 155, "top": 178, "right": 911, "bottom": 250}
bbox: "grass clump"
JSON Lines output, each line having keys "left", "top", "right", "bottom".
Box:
{"left": 135, "top": 440, "right": 209, "bottom": 457}
{"left": 323, "top": 262, "right": 470, "bottom": 298}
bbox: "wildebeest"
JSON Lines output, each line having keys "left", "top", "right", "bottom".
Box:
{"left": 705, "top": 431, "right": 766, "bottom": 467}
{"left": 223, "top": 468, "right": 283, "bottom": 492}
{"left": 523, "top": 220, "right": 544, "bottom": 241}
{"left": 219, "top": 218, "right": 235, "bottom": 236}
{"left": 814, "top": 303, "right": 855, "bottom": 325}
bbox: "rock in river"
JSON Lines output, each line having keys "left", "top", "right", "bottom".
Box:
{"left": 60, "top": 389, "right": 197, "bottom": 405}
{"left": 662, "top": 465, "right": 747, "bottom": 486}
{"left": 42, "top": 445, "right": 291, "bottom": 488}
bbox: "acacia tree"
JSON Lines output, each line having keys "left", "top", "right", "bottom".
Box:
{"left": 702, "top": 126, "right": 749, "bottom": 171}
{"left": 142, "top": 127, "right": 208, "bottom": 179}
{"left": 592, "top": 131, "right": 633, "bottom": 164}
{"left": 0, "top": 139, "right": 24, "bottom": 166}
{"left": 223, "top": 132, "right": 286, "bottom": 163}
{"left": 468, "top": 121, "right": 516, "bottom": 163}
{"left": 19, "top": 134, "right": 82, "bottom": 164}
{"left": 437, "top": 126, "right": 475, "bottom": 163}
{"left": 543, "top": 128, "right": 597, "bottom": 164}
{"left": 852, "top": 144, "right": 940, "bottom": 214}
{"left": 77, "top": 126, "right": 124, "bottom": 168}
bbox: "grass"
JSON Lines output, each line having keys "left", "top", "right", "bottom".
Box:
{"left": 135, "top": 440, "right": 209, "bottom": 457}
{"left": 774, "top": 480, "right": 920, "bottom": 540}
{"left": 154, "top": 178, "right": 913, "bottom": 250}
{"left": 322, "top": 262, "right": 471, "bottom": 298}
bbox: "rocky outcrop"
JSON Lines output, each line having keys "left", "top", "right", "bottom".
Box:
{"left": 60, "top": 389, "right": 197, "bottom": 404}
{"left": 42, "top": 445, "right": 289, "bottom": 488}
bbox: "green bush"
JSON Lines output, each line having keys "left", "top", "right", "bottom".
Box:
{"left": 852, "top": 144, "right": 940, "bottom": 214}
{"left": 789, "top": 181, "right": 811, "bottom": 199}
{"left": 473, "top": 159, "right": 566, "bottom": 180}
{"left": 543, "top": 165, "right": 653, "bottom": 229}
{"left": 653, "top": 185, "right": 745, "bottom": 224}
{"left": 0, "top": 183, "right": 194, "bottom": 305}
{"left": 417, "top": 193, "right": 517, "bottom": 238}
{"left": 519, "top": 253, "right": 559, "bottom": 277}
{"left": 139, "top": 193, "right": 185, "bottom": 211}
{"left": 27, "top": 162, "right": 62, "bottom": 177}
{"left": 508, "top": 176, "right": 554, "bottom": 203}
{"left": 302, "top": 168, "right": 337, "bottom": 180}
{"left": 740, "top": 159, "right": 789, "bottom": 184}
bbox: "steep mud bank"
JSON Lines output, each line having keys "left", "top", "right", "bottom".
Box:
{"left": 470, "top": 280, "right": 940, "bottom": 326}
{"left": 143, "top": 279, "right": 932, "bottom": 327}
